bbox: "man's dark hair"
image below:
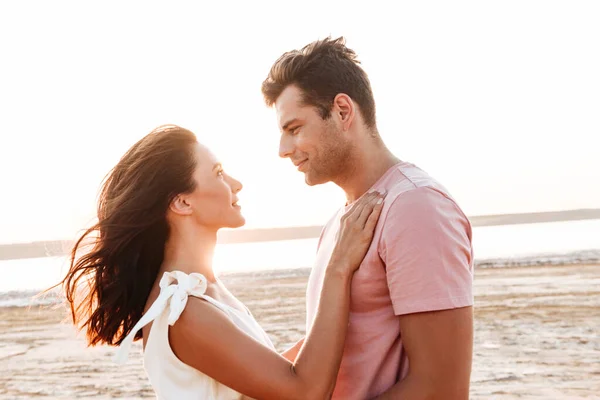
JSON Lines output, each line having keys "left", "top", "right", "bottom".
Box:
{"left": 261, "top": 36, "right": 377, "bottom": 128}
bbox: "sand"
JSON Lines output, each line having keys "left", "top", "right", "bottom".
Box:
{"left": 1, "top": 264, "right": 599, "bottom": 399}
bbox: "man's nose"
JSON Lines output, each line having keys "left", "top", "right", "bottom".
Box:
{"left": 279, "top": 134, "right": 293, "bottom": 159}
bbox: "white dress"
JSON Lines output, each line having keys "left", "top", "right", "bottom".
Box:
{"left": 115, "top": 271, "right": 275, "bottom": 400}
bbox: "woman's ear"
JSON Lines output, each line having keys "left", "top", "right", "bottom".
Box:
{"left": 169, "top": 195, "right": 193, "bottom": 216}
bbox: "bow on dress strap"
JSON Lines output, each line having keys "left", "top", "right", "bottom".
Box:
{"left": 113, "top": 271, "right": 208, "bottom": 364}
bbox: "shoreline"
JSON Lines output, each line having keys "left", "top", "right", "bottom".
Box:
{"left": 2, "top": 249, "right": 600, "bottom": 309}
{"left": 1, "top": 209, "right": 599, "bottom": 261}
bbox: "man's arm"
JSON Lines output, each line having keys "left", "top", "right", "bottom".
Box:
{"left": 280, "top": 337, "right": 305, "bottom": 362}
{"left": 377, "top": 187, "right": 475, "bottom": 399}
{"left": 375, "top": 306, "right": 473, "bottom": 400}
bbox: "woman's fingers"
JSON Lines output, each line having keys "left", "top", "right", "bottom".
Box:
{"left": 355, "top": 192, "right": 384, "bottom": 227}
{"left": 363, "top": 194, "right": 385, "bottom": 233}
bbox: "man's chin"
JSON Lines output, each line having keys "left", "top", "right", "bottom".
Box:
{"left": 304, "top": 172, "right": 328, "bottom": 186}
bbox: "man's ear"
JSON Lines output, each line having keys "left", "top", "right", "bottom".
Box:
{"left": 169, "top": 194, "right": 193, "bottom": 216}
{"left": 332, "top": 93, "right": 355, "bottom": 131}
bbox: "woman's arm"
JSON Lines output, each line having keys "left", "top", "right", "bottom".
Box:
{"left": 170, "top": 192, "right": 384, "bottom": 400}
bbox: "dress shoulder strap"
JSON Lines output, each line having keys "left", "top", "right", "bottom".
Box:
{"left": 113, "top": 270, "right": 208, "bottom": 364}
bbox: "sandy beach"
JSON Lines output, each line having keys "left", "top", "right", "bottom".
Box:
{"left": 1, "top": 264, "right": 599, "bottom": 399}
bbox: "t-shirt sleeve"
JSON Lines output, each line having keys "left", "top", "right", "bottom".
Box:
{"left": 378, "top": 187, "right": 474, "bottom": 316}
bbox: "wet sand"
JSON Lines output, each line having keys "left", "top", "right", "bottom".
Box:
{"left": 1, "top": 264, "right": 599, "bottom": 399}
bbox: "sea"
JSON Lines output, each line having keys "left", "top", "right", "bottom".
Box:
{"left": 1, "top": 219, "right": 599, "bottom": 308}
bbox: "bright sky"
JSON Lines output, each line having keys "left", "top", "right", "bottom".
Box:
{"left": 1, "top": 1, "right": 598, "bottom": 244}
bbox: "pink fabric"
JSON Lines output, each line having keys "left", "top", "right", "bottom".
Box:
{"left": 306, "top": 161, "right": 474, "bottom": 399}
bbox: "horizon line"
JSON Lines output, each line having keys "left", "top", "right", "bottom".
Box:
{"left": 1, "top": 208, "right": 599, "bottom": 261}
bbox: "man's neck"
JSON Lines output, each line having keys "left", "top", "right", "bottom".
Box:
{"left": 336, "top": 141, "right": 400, "bottom": 204}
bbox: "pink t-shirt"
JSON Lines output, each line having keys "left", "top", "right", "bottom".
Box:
{"left": 306, "top": 161, "right": 474, "bottom": 399}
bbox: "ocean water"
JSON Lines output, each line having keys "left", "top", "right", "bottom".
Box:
{"left": 1, "top": 219, "right": 599, "bottom": 307}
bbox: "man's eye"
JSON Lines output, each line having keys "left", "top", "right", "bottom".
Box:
{"left": 217, "top": 169, "right": 224, "bottom": 176}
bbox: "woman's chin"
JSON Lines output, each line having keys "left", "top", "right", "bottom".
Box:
{"left": 228, "top": 215, "right": 246, "bottom": 229}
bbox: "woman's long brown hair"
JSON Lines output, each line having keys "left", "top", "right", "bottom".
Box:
{"left": 58, "top": 125, "right": 198, "bottom": 346}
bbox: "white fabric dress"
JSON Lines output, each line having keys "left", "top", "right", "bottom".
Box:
{"left": 115, "top": 271, "right": 275, "bottom": 400}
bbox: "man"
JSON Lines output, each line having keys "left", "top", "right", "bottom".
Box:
{"left": 261, "top": 37, "right": 474, "bottom": 399}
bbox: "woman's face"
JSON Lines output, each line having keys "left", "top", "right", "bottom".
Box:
{"left": 179, "top": 143, "right": 245, "bottom": 230}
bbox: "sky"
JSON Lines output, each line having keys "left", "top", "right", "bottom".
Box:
{"left": 0, "top": 1, "right": 598, "bottom": 244}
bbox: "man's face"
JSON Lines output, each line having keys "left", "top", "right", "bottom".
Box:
{"left": 275, "top": 85, "right": 351, "bottom": 186}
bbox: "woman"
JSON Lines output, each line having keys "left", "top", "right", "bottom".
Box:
{"left": 60, "top": 125, "right": 384, "bottom": 399}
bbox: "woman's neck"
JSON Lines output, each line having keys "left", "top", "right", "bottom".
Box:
{"left": 161, "top": 222, "right": 218, "bottom": 282}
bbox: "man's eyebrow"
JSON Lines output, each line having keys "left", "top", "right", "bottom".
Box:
{"left": 281, "top": 118, "right": 300, "bottom": 132}
{"left": 212, "top": 162, "right": 222, "bottom": 171}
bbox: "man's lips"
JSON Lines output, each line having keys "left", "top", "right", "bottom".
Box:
{"left": 293, "top": 159, "right": 308, "bottom": 169}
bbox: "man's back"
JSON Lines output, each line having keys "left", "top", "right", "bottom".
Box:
{"left": 306, "top": 161, "right": 474, "bottom": 399}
